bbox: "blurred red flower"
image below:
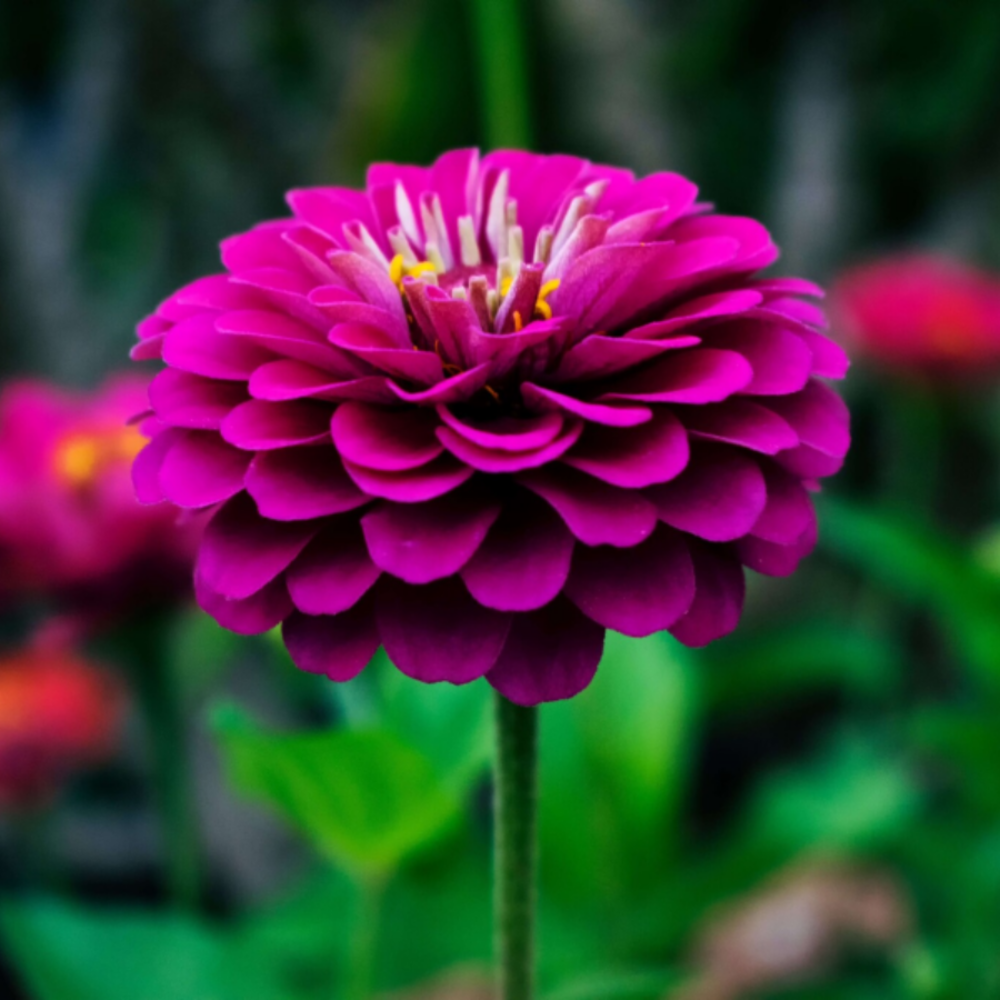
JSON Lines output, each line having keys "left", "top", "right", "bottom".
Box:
{"left": 0, "top": 644, "right": 124, "bottom": 809}
{"left": 831, "top": 254, "right": 1000, "bottom": 376}
{"left": 0, "top": 375, "right": 200, "bottom": 620}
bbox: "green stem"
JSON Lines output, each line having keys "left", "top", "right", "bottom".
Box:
{"left": 470, "top": 0, "right": 533, "bottom": 149}
{"left": 343, "top": 875, "right": 384, "bottom": 1000}
{"left": 494, "top": 693, "right": 539, "bottom": 1000}
{"left": 131, "top": 617, "right": 202, "bottom": 911}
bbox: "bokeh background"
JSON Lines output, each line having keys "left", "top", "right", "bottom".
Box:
{"left": 2, "top": 0, "right": 1000, "bottom": 997}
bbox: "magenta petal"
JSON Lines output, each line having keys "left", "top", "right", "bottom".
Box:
{"left": 646, "top": 446, "right": 766, "bottom": 542}
{"left": 437, "top": 408, "right": 564, "bottom": 453}
{"left": 752, "top": 465, "right": 815, "bottom": 544}
{"left": 221, "top": 400, "right": 331, "bottom": 451}
{"left": 550, "top": 334, "right": 699, "bottom": 383}
{"left": 683, "top": 400, "right": 799, "bottom": 454}
{"left": 198, "top": 493, "right": 318, "bottom": 599}
{"left": 486, "top": 599, "right": 604, "bottom": 705}
{"left": 245, "top": 446, "right": 370, "bottom": 520}
{"left": 376, "top": 577, "right": 511, "bottom": 684}
{"left": 564, "top": 528, "right": 695, "bottom": 637}
{"left": 765, "top": 379, "right": 850, "bottom": 460}
{"left": 221, "top": 227, "right": 305, "bottom": 273}
{"left": 521, "top": 383, "right": 652, "bottom": 427}
{"left": 331, "top": 402, "right": 444, "bottom": 471}
{"left": 329, "top": 324, "right": 445, "bottom": 385}
{"left": 286, "top": 522, "right": 381, "bottom": 615}
{"left": 158, "top": 430, "right": 251, "bottom": 508}
{"left": 627, "top": 290, "right": 764, "bottom": 339}
{"left": 343, "top": 454, "right": 474, "bottom": 502}
{"left": 215, "top": 309, "right": 349, "bottom": 373}
{"left": 706, "top": 319, "right": 813, "bottom": 396}
{"left": 598, "top": 349, "right": 753, "bottom": 405}
{"left": 436, "top": 419, "right": 583, "bottom": 473}
{"left": 517, "top": 465, "right": 657, "bottom": 548}
{"left": 388, "top": 365, "right": 492, "bottom": 405}
{"left": 325, "top": 251, "right": 408, "bottom": 326}
{"left": 248, "top": 360, "right": 367, "bottom": 402}
{"left": 738, "top": 514, "right": 818, "bottom": 577}
{"left": 669, "top": 543, "right": 745, "bottom": 647}
{"left": 282, "top": 602, "right": 379, "bottom": 681}
{"left": 195, "top": 572, "right": 293, "bottom": 636}
{"left": 162, "top": 314, "right": 273, "bottom": 380}
{"left": 132, "top": 429, "right": 182, "bottom": 504}
{"left": 461, "top": 493, "right": 574, "bottom": 611}
{"left": 361, "top": 488, "right": 500, "bottom": 584}
{"left": 563, "top": 409, "right": 689, "bottom": 488}
{"left": 149, "top": 370, "right": 247, "bottom": 429}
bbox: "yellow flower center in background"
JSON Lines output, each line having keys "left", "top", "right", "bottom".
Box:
{"left": 53, "top": 426, "right": 147, "bottom": 487}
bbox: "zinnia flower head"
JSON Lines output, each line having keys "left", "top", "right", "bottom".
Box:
{"left": 0, "top": 375, "right": 200, "bottom": 616}
{"left": 133, "top": 150, "right": 850, "bottom": 705}
{"left": 0, "top": 643, "right": 123, "bottom": 809}
{"left": 831, "top": 254, "right": 1000, "bottom": 376}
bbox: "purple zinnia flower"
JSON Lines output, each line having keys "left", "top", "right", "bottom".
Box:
{"left": 132, "top": 150, "right": 849, "bottom": 705}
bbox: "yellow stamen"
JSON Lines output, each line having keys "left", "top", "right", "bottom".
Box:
{"left": 389, "top": 254, "right": 405, "bottom": 288}
{"left": 534, "top": 278, "right": 560, "bottom": 320}
{"left": 513, "top": 310, "right": 523, "bottom": 332}
{"left": 499, "top": 275, "right": 514, "bottom": 298}
{"left": 483, "top": 384, "right": 501, "bottom": 403}
{"left": 408, "top": 260, "right": 437, "bottom": 280}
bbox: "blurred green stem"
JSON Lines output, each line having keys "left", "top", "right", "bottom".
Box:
{"left": 470, "top": 0, "right": 533, "bottom": 149}
{"left": 884, "top": 379, "right": 943, "bottom": 521}
{"left": 131, "top": 615, "right": 202, "bottom": 911}
{"left": 343, "top": 874, "right": 385, "bottom": 1000}
{"left": 494, "top": 693, "right": 539, "bottom": 1000}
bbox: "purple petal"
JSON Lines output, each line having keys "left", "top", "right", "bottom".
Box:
{"left": 486, "top": 599, "right": 605, "bottom": 705}
{"left": 132, "top": 428, "right": 182, "bottom": 504}
{"left": 436, "top": 419, "right": 583, "bottom": 473}
{"left": 221, "top": 227, "right": 306, "bottom": 274}
{"left": 248, "top": 360, "right": 393, "bottom": 404}
{"left": 376, "top": 577, "right": 511, "bottom": 684}
{"left": 158, "top": 430, "right": 251, "bottom": 508}
{"left": 195, "top": 572, "right": 294, "bottom": 635}
{"left": 461, "top": 492, "right": 574, "bottom": 611}
{"left": 331, "top": 402, "right": 444, "bottom": 471}
{"left": 326, "top": 251, "right": 408, "bottom": 326}
{"left": 165, "top": 274, "right": 266, "bottom": 314}
{"left": 215, "top": 309, "right": 352, "bottom": 373}
{"left": 705, "top": 319, "right": 813, "bottom": 395}
{"left": 328, "top": 324, "right": 444, "bottom": 385}
{"left": 437, "top": 408, "right": 564, "bottom": 453}
{"left": 286, "top": 521, "right": 381, "bottom": 615}
{"left": 550, "top": 334, "right": 700, "bottom": 383}
{"left": 388, "top": 364, "right": 493, "bottom": 405}
{"left": 245, "top": 446, "right": 370, "bottom": 520}
{"left": 669, "top": 543, "right": 745, "bottom": 647}
{"left": 231, "top": 267, "right": 329, "bottom": 328}
{"left": 149, "top": 369, "right": 247, "bottom": 429}
{"left": 752, "top": 465, "right": 815, "bottom": 544}
{"left": 682, "top": 400, "right": 799, "bottom": 454}
{"left": 646, "top": 446, "right": 766, "bottom": 541}
{"left": 563, "top": 409, "right": 689, "bottom": 488}
{"left": 221, "top": 400, "right": 331, "bottom": 451}
{"left": 282, "top": 602, "right": 379, "bottom": 681}
{"left": 521, "top": 383, "right": 652, "bottom": 427}
{"left": 162, "top": 313, "right": 273, "bottom": 380}
{"left": 764, "top": 380, "right": 850, "bottom": 460}
{"left": 626, "top": 290, "right": 763, "bottom": 339}
{"left": 597, "top": 349, "right": 753, "bottom": 404}
{"left": 361, "top": 488, "right": 500, "bottom": 584}
{"left": 343, "top": 454, "right": 474, "bottom": 502}
{"left": 738, "top": 516, "right": 817, "bottom": 577}
{"left": 564, "top": 528, "right": 695, "bottom": 637}
{"left": 198, "top": 493, "right": 318, "bottom": 599}
{"left": 517, "top": 465, "right": 657, "bottom": 548}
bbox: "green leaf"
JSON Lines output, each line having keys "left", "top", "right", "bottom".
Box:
{"left": 0, "top": 898, "right": 288, "bottom": 1000}
{"left": 212, "top": 705, "right": 458, "bottom": 875}
{"left": 542, "top": 968, "right": 682, "bottom": 1000}
{"left": 818, "top": 496, "right": 1000, "bottom": 689}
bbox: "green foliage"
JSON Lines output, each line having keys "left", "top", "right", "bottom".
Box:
{"left": 213, "top": 705, "right": 459, "bottom": 877}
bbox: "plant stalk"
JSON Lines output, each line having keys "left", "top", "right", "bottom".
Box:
{"left": 493, "top": 692, "right": 539, "bottom": 1000}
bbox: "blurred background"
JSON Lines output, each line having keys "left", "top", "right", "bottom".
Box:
{"left": 2, "top": 0, "right": 1000, "bottom": 997}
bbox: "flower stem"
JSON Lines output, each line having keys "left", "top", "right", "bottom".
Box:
{"left": 131, "top": 616, "right": 202, "bottom": 911}
{"left": 493, "top": 692, "right": 539, "bottom": 1000}
{"left": 470, "top": 0, "right": 533, "bottom": 149}
{"left": 343, "top": 874, "right": 384, "bottom": 1000}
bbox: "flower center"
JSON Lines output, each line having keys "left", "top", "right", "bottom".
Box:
{"left": 53, "top": 426, "right": 146, "bottom": 488}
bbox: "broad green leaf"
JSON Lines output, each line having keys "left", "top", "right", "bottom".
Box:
{"left": 0, "top": 898, "right": 288, "bottom": 1000}
{"left": 213, "top": 705, "right": 458, "bottom": 875}
{"left": 818, "top": 496, "right": 1000, "bottom": 689}
{"left": 542, "top": 968, "right": 682, "bottom": 1000}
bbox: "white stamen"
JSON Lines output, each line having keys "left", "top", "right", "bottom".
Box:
{"left": 584, "top": 179, "right": 609, "bottom": 203}
{"left": 505, "top": 199, "right": 518, "bottom": 228}
{"left": 388, "top": 226, "right": 419, "bottom": 267}
{"left": 458, "top": 215, "right": 481, "bottom": 266}
{"left": 394, "top": 181, "right": 421, "bottom": 248}
{"left": 508, "top": 224, "right": 524, "bottom": 266}
{"left": 451, "top": 286, "right": 468, "bottom": 301}
{"left": 424, "top": 240, "right": 447, "bottom": 274}
{"left": 496, "top": 256, "right": 515, "bottom": 294}
{"left": 430, "top": 194, "right": 454, "bottom": 270}
{"left": 533, "top": 225, "right": 554, "bottom": 265}
{"left": 551, "top": 195, "right": 590, "bottom": 259}
{"left": 487, "top": 288, "right": 499, "bottom": 318}
{"left": 468, "top": 276, "right": 492, "bottom": 328}
{"left": 486, "top": 170, "right": 510, "bottom": 262}
{"left": 343, "top": 223, "right": 389, "bottom": 268}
